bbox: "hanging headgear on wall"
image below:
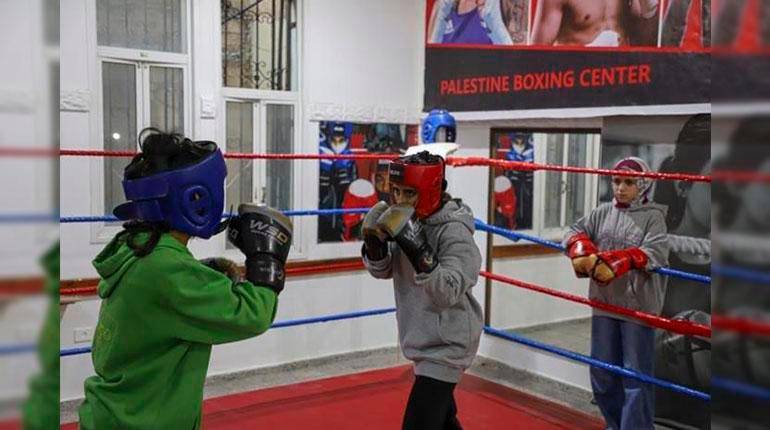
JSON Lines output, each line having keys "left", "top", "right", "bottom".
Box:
{"left": 421, "top": 109, "right": 456, "bottom": 144}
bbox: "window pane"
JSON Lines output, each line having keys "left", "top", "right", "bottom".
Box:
{"left": 225, "top": 101, "right": 254, "bottom": 215}
{"left": 102, "top": 62, "right": 137, "bottom": 216}
{"left": 222, "top": 0, "right": 297, "bottom": 90}
{"left": 149, "top": 66, "right": 184, "bottom": 133}
{"left": 97, "top": 0, "right": 184, "bottom": 52}
{"left": 265, "top": 104, "right": 294, "bottom": 210}
{"left": 543, "top": 134, "right": 564, "bottom": 229}
{"left": 565, "top": 134, "right": 589, "bottom": 225}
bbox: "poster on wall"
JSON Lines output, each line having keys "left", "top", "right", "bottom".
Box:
{"left": 491, "top": 130, "right": 535, "bottom": 230}
{"left": 601, "top": 114, "right": 710, "bottom": 429}
{"left": 317, "top": 121, "right": 419, "bottom": 243}
{"left": 424, "top": 0, "right": 711, "bottom": 111}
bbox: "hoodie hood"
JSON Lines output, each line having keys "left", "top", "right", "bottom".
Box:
{"left": 624, "top": 200, "right": 668, "bottom": 218}
{"left": 92, "top": 232, "right": 190, "bottom": 298}
{"left": 424, "top": 198, "right": 475, "bottom": 234}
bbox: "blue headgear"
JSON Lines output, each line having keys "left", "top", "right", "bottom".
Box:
{"left": 421, "top": 109, "right": 456, "bottom": 144}
{"left": 113, "top": 149, "right": 227, "bottom": 239}
{"left": 327, "top": 122, "right": 353, "bottom": 139}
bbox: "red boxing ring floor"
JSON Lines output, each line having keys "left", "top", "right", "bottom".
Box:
{"left": 55, "top": 365, "right": 603, "bottom": 429}
{"left": 57, "top": 365, "right": 604, "bottom": 429}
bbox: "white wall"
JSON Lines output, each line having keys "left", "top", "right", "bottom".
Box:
{"left": 61, "top": 0, "right": 605, "bottom": 402}
{"left": 59, "top": 0, "right": 427, "bottom": 401}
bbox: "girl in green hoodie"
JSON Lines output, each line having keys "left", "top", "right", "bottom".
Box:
{"left": 78, "top": 130, "right": 293, "bottom": 429}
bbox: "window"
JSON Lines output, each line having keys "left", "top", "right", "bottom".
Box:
{"left": 223, "top": 101, "right": 296, "bottom": 249}
{"left": 221, "top": 0, "right": 298, "bottom": 90}
{"left": 221, "top": 0, "right": 300, "bottom": 252}
{"left": 96, "top": 1, "right": 190, "bottom": 224}
{"left": 489, "top": 129, "right": 600, "bottom": 245}
{"left": 97, "top": 0, "right": 186, "bottom": 53}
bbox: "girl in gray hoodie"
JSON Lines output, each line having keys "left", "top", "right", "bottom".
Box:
{"left": 564, "top": 156, "right": 669, "bottom": 430}
{"left": 362, "top": 151, "right": 483, "bottom": 430}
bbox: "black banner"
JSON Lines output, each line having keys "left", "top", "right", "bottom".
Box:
{"left": 424, "top": 48, "right": 710, "bottom": 112}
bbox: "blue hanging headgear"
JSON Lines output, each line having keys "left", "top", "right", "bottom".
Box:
{"left": 327, "top": 121, "right": 353, "bottom": 140}
{"left": 421, "top": 109, "right": 456, "bottom": 144}
{"left": 113, "top": 131, "right": 228, "bottom": 239}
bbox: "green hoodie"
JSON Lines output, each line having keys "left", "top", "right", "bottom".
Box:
{"left": 78, "top": 232, "right": 278, "bottom": 429}
{"left": 21, "top": 242, "right": 60, "bottom": 430}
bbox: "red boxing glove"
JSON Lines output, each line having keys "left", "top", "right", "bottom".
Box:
{"left": 592, "top": 248, "right": 649, "bottom": 284}
{"left": 566, "top": 233, "right": 599, "bottom": 278}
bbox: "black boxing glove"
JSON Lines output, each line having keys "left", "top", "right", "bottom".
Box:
{"left": 199, "top": 257, "right": 242, "bottom": 283}
{"left": 377, "top": 204, "right": 438, "bottom": 274}
{"left": 227, "top": 204, "right": 293, "bottom": 295}
{"left": 361, "top": 201, "right": 390, "bottom": 261}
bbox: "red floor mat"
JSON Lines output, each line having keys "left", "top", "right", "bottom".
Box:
{"left": 202, "top": 365, "right": 603, "bottom": 430}
{"left": 62, "top": 365, "right": 604, "bottom": 429}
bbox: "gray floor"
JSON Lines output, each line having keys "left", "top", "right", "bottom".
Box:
{"left": 506, "top": 317, "right": 592, "bottom": 355}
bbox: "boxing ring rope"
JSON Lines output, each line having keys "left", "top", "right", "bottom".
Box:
{"left": 19, "top": 147, "right": 766, "bottom": 403}
{"left": 59, "top": 307, "right": 397, "bottom": 357}
{"left": 57, "top": 149, "right": 711, "bottom": 183}
{"left": 480, "top": 271, "right": 711, "bottom": 337}
{"left": 483, "top": 326, "right": 710, "bottom": 401}
{"left": 472, "top": 221, "right": 712, "bottom": 284}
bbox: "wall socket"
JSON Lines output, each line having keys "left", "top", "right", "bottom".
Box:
{"left": 73, "top": 327, "right": 94, "bottom": 343}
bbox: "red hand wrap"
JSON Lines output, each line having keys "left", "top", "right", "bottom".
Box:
{"left": 566, "top": 233, "right": 598, "bottom": 258}
{"left": 596, "top": 248, "right": 649, "bottom": 279}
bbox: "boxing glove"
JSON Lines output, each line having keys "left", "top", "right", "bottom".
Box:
{"left": 377, "top": 204, "right": 437, "bottom": 274}
{"left": 361, "top": 201, "right": 390, "bottom": 261}
{"left": 227, "top": 204, "right": 293, "bottom": 295}
{"left": 591, "top": 248, "right": 649, "bottom": 284}
{"left": 565, "top": 233, "right": 599, "bottom": 278}
{"left": 199, "top": 257, "right": 242, "bottom": 283}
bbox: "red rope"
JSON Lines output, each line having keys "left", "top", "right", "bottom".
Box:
{"left": 449, "top": 157, "right": 712, "bottom": 183}
{"left": 480, "top": 271, "right": 711, "bottom": 338}
{"left": 57, "top": 149, "right": 712, "bottom": 183}
{"left": 712, "top": 314, "right": 770, "bottom": 338}
{"left": 60, "top": 260, "right": 367, "bottom": 297}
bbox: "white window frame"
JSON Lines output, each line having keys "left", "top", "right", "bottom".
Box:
{"left": 218, "top": 0, "right": 304, "bottom": 260}
{"left": 492, "top": 130, "right": 601, "bottom": 247}
{"left": 87, "top": 0, "right": 193, "bottom": 243}
{"left": 220, "top": 97, "right": 303, "bottom": 260}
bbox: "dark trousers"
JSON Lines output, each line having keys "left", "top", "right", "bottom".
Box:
{"left": 402, "top": 375, "right": 462, "bottom": 430}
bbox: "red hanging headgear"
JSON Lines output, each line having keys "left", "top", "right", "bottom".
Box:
{"left": 388, "top": 151, "right": 446, "bottom": 219}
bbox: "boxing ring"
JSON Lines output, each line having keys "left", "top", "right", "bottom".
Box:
{"left": 3, "top": 148, "right": 770, "bottom": 427}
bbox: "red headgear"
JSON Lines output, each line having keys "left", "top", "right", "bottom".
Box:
{"left": 388, "top": 151, "right": 445, "bottom": 219}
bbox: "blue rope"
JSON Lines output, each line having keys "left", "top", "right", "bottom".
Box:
{"left": 653, "top": 267, "right": 711, "bottom": 284}
{"left": 474, "top": 220, "right": 564, "bottom": 250}
{"left": 0, "top": 343, "right": 37, "bottom": 355}
{"left": 59, "top": 208, "right": 371, "bottom": 224}
{"left": 713, "top": 265, "right": 770, "bottom": 286}
{"left": 60, "top": 307, "right": 396, "bottom": 357}
{"left": 484, "top": 326, "right": 710, "bottom": 401}
{"left": 712, "top": 377, "right": 770, "bottom": 402}
{"left": 474, "top": 219, "right": 711, "bottom": 285}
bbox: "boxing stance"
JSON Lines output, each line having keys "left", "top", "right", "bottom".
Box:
{"left": 78, "top": 130, "right": 293, "bottom": 429}
{"left": 362, "top": 150, "right": 483, "bottom": 430}
{"left": 564, "top": 156, "right": 669, "bottom": 430}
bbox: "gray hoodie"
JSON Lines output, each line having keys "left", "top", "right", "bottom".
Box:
{"left": 364, "top": 199, "right": 483, "bottom": 383}
{"left": 564, "top": 201, "right": 670, "bottom": 320}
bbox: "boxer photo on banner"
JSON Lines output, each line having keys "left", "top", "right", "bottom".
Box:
{"left": 317, "top": 121, "right": 418, "bottom": 243}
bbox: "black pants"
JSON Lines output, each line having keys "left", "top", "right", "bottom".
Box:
{"left": 402, "top": 375, "right": 462, "bottom": 430}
